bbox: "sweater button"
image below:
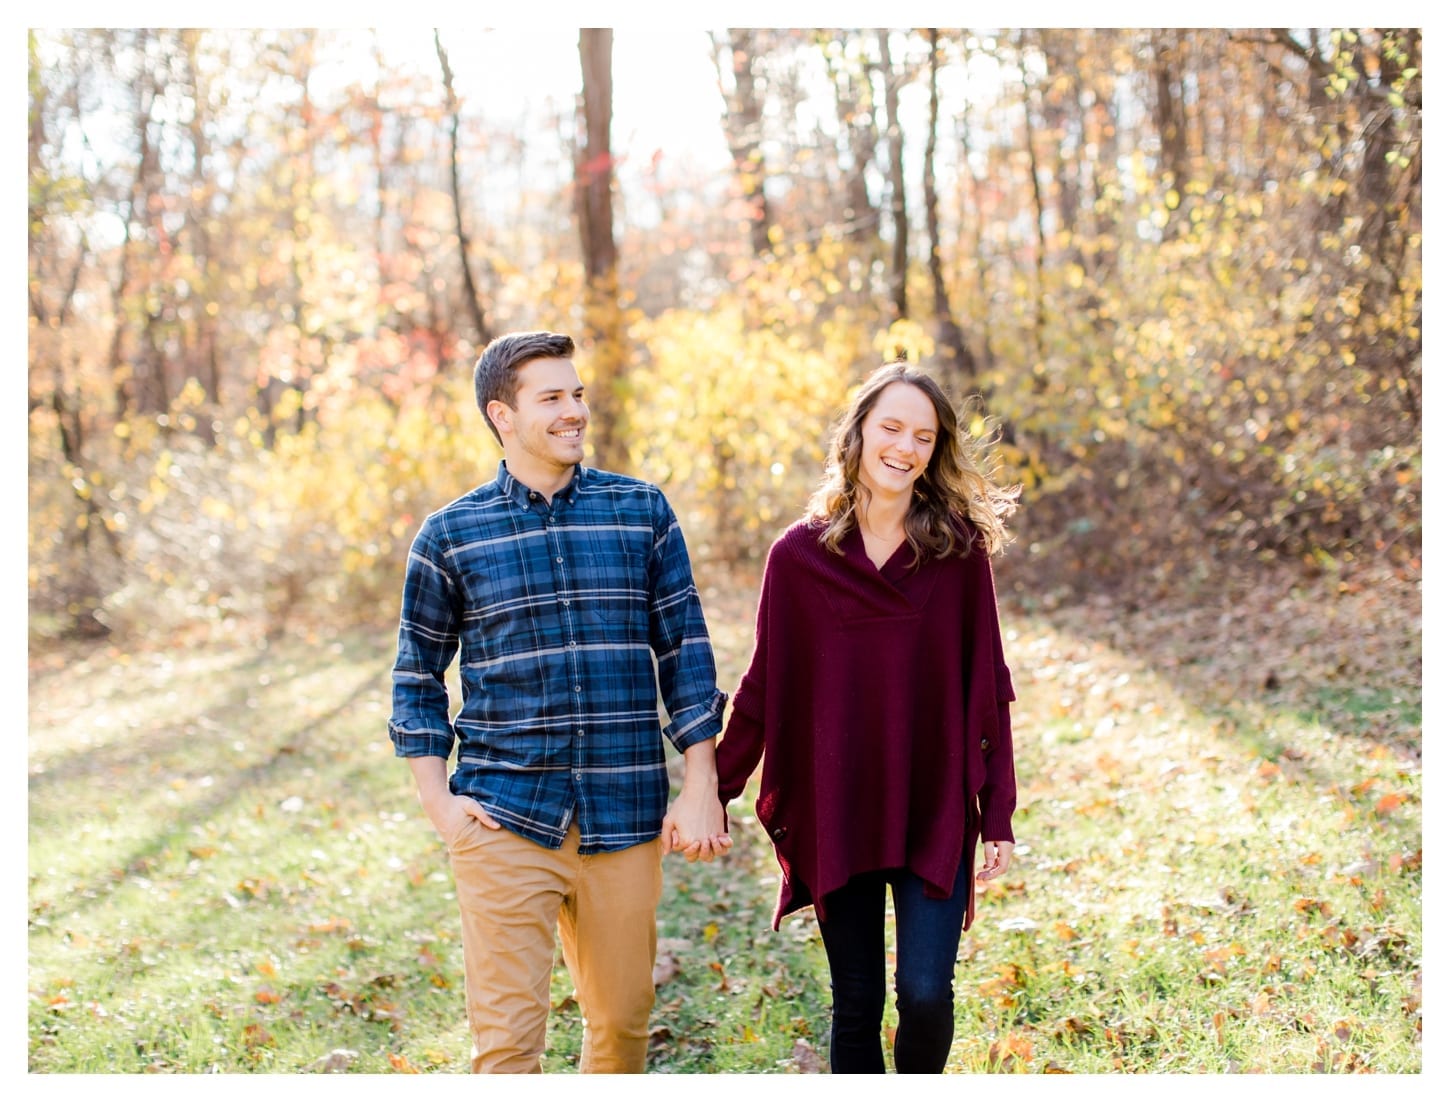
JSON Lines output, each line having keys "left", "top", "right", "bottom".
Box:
{"left": 980, "top": 738, "right": 991, "bottom": 750}
{"left": 770, "top": 827, "right": 788, "bottom": 842}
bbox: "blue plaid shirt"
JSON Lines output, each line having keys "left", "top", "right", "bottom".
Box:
{"left": 389, "top": 461, "right": 727, "bottom": 853}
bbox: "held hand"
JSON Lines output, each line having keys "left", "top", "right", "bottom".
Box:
{"left": 976, "top": 840, "right": 1015, "bottom": 881}
{"left": 659, "top": 790, "right": 732, "bottom": 863}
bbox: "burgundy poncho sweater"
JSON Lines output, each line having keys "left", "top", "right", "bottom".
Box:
{"left": 716, "top": 517, "right": 1017, "bottom": 932}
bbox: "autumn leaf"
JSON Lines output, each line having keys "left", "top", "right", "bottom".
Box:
{"left": 652, "top": 949, "right": 680, "bottom": 988}
{"left": 307, "top": 1049, "right": 358, "bottom": 1073}
{"left": 388, "top": 1052, "right": 419, "bottom": 1073}
{"left": 307, "top": 917, "right": 353, "bottom": 935}
{"left": 789, "top": 1038, "right": 825, "bottom": 1074}
{"left": 988, "top": 1032, "right": 1034, "bottom": 1072}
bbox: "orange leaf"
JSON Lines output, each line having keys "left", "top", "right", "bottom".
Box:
{"left": 388, "top": 1053, "right": 419, "bottom": 1074}
{"left": 1374, "top": 793, "right": 1404, "bottom": 815}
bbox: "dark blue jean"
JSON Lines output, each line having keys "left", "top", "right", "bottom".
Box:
{"left": 816, "top": 859, "right": 969, "bottom": 1073}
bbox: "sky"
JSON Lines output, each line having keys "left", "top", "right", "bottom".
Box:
{"left": 351, "top": 25, "right": 734, "bottom": 174}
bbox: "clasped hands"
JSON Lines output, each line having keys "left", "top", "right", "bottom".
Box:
{"left": 659, "top": 783, "right": 732, "bottom": 863}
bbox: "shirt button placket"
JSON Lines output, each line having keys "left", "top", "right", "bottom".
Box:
{"left": 547, "top": 511, "right": 588, "bottom": 794}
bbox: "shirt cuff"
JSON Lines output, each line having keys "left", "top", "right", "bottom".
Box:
{"left": 662, "top": 689, "right": 728, "bottom": 752}
{"left": 388, "top": 722, "right": 454, "bottom": 760}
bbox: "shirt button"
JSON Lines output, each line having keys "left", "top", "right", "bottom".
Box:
{"left": 562, "top": 598, "right": 570, "bottom": 606}
{"left": 569, "top": 640, "right": 577, "bottom": 647}
{"left": 574, "top": 685, "right": 582, "bottom": 693}
{"left": 577, "top": 728, "right": 584, "bottom": 737}
{"left": 556, "top": 556, "right": 564, "bottom": 564}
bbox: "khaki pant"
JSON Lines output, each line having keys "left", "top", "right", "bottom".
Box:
{"left": 446, "top": 817, "right": 662, "bottom": 1073}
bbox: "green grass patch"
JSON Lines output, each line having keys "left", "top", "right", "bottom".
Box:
{"left": 29, "top": 581, "right": 1420, "bottom": 1073}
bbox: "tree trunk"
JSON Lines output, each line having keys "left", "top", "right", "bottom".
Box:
{"left": 181, "top": 30, "right": 220, "bottom": 442}
{"left": 1150, "top": 28, "right": 1190, "bottom": 238}
{"left": 576, "top": 29, "right": 628, "bottom": 472}
{"left": 878, "top": 30, "right": 908, "bottom": 324}
{"left": 713, "top": 29, "right": 774, "bottom": 256}
{"left": 923, "top": 29, "right": 973, "bottom": 388}
{"left": 435, "top": 29, "right": 491, "bottom": 350}
{"left": 108, "top": 32, "right": 158, "bottom": 417}
{"left": 1018, "top": 32, "right": 1048, "bottom": 373}
{"left": 825, "top": 32, "right": 879, "bottom": 244}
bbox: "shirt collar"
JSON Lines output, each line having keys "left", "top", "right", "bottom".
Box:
{"left": 496, "top": 460, "right": 584, "bottom": 509}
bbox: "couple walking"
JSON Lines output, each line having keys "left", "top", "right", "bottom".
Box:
{"left": 389, "top": 330, "right": 1020, "bottom": 1074}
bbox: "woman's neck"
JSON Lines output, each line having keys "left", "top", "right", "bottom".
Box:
{"left": 857, "top": 493, "right": 910, "bottom": 541}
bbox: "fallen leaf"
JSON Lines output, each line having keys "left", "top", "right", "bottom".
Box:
{"left": 652, "top": 950, "right": 680, "bottom": 988}
{"left": 308, "top": 1049, "right": 358, "bottom": 1073}
{"left": 790, "top": 1038, "right": 825, "bottom": 1074}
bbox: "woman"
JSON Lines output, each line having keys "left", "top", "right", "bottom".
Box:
{"left": 715, "top": 362, "right": 1021, "bottom": 1073}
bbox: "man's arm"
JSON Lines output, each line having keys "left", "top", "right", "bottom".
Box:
{"left": 659, "top": 738, "right": 731, "bottom": 862}
{"left": 389, "top": 522, "right": 496, "bottom": 843}
{"left": 408, "top": 756, "right": 500, "bottom": 840}
{"left": 646, "top": 490, "right": 730, "bottom": 860}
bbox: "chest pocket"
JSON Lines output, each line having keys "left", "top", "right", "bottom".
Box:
{"left": 580, "top": 551, "right": 647, "bottom": 625}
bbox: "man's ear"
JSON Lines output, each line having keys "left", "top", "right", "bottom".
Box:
{"left": 486, "top": 399, "right": 512, "bottom": 437}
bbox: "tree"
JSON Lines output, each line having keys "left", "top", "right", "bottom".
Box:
{"left": 923, "top": 28, "right": 974, "bottom": 387}
{"left": 575, "top": 28, "right": 628, "bottom": 472}
{"left": 712, "top": 28, "right": 775, "bottom": 256}
{"left": 823, "top": 31, "right": 880, "bottom": 245}
{"left": 434, "top": 29, "right": 491, "bottom": 350}
{"left": 877, "top": 29, "right": 909, "bottom": 324}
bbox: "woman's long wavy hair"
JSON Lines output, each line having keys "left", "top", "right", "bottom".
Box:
{"left": 807, "top": 362, "right": 1020, "bottom": 561}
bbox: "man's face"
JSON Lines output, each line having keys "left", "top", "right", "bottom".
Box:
{"left": 489, "top": 357, "right": 589, "bottom": 477}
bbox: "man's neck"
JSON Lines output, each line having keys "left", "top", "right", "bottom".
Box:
{"left": 504, "top": 457, "right": 575, "bottom": 504}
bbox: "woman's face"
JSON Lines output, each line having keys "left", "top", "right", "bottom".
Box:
{"left": 855, "top": 381, "right": 939, "bottom": 501}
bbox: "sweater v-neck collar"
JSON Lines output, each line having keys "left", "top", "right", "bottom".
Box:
{"left": 844, "top": 524, "right": 915, "bottom": 586}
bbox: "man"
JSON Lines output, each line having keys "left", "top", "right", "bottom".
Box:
{"left": 389, "top": 331, "right": 730, "bottom": 1073}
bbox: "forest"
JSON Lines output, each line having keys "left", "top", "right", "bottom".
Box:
{"left": 28, "top": 27, "right": 1421, "bottom": 1075}
{"left": 28, "top": 27, "right": 1421, "bottom": 637}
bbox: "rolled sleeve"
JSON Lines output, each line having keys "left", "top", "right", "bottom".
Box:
{"left": 648, "top": 491, "right": 727, "bottom": 754}
{"left": 389, "top": 524, "right": 460, "bottom": 761}
{"left": 662, "top": 688, "right": 728, "bottom": 753}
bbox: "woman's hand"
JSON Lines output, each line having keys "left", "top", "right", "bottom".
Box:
{"left": 976, "top": 839, "right": 1015, "bottom": 881}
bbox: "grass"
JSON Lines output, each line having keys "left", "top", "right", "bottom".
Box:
{"left": 27, "top": 565, "right": 1421, "bottom": 1074}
